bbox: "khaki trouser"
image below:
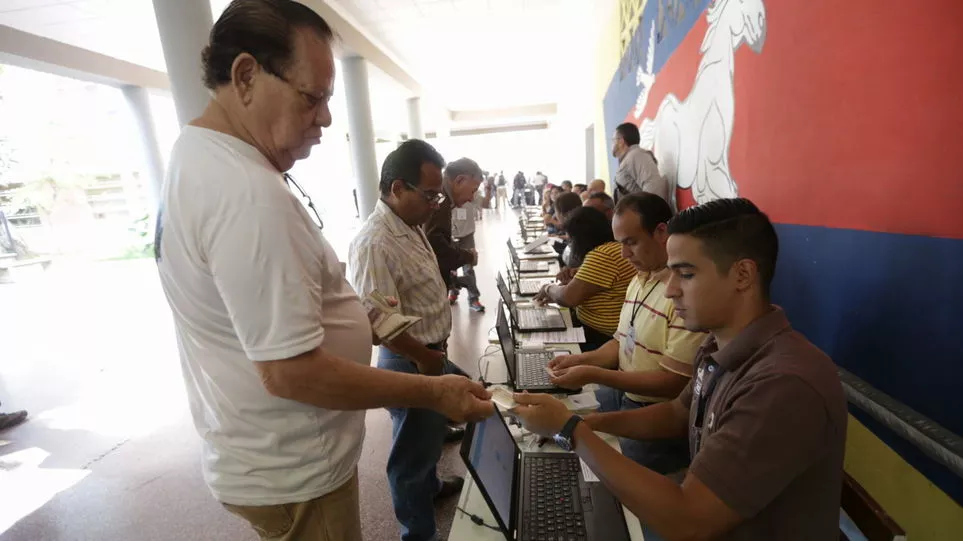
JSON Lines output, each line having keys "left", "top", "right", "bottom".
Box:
{"left": 223, "top": 470, "right": 362, "bottom": 541}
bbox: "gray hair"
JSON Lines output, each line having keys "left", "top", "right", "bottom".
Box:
{"left": 443, "top": 157, "right": 483, "bottom": 181}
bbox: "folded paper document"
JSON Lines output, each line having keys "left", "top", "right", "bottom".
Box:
{"left": 364, "top": 290, "right": 421, "bottom": 341}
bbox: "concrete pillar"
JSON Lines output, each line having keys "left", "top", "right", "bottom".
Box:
{"left": 342, "top": 56, "right": 380, "bottom": 220}
{"left": 152, "top": 0, "right": 213, "bottom": 127}
{"left": 406, "top": 97, "right": 424, "bottom": 140}
{"left": 122, "top": 85, "right": 165, "bottom": 211}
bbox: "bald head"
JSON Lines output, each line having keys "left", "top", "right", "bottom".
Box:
{"left": 588, "top": 179, "right": 607, "bottom": 194}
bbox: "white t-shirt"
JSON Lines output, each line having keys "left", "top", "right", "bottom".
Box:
{"left": 155, "top": 126, "right": 372, "bottom": 506}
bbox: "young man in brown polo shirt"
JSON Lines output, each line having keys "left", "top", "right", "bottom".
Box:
{"left": 513, "top": 198, "right": 847, "bottom": 541}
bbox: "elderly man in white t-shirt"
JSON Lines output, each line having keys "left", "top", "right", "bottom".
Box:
{"left": 153, "top": 2, "right": 492, "bottom": 540}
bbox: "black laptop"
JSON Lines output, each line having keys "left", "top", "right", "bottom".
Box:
{"left": 507, "top": 240, "right": 550, "bottom": 273}
{"left": 496, "top": 273, "right": 565, "bottom": 332}
{"left": 505, "top": 265, "right": 553, "bottom": 297}
{"left": 495, "top": 300, "right": 575, "bottom": 393}
{"left": 460, "top": 408, "right": 631, "bottom": 541}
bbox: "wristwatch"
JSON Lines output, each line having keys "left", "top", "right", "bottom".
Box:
{"left": 554, "top": 415, "right": 583, "bottom": 452}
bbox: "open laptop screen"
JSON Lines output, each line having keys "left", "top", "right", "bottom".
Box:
{"left": 496, "top": 273, "right": 515, "bottom": 310}
{"left": 467, "top": 410, "right": 518, "bottom": 536}
{"left": 495, "top": 301, "right": 516, "bottom": 381}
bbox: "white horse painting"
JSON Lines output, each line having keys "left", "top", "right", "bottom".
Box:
{"left": 639, "top": 0, "right": 767, "bottom": 205}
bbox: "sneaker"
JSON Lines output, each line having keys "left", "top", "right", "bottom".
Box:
{"left": 448, "top": 291, "right": 459, "bottom": 305}
{"left": 434, "top": 475, "right": 465, "bottom": 502}
{"left": 469, "top": 300, "right": 485, "bottom": 313}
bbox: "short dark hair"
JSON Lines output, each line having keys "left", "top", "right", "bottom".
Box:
{"left": 615, "top": 122, "right": 641, "bottom": 146}
{"left": 573, "top": 183, "right": 588, "bottom": 191}
{"left": 563, "top": 207, "right": 615, "bottom": 262}
{"left": 561, "top": 180, "right": 573, "bottom": 189}
{"left": 443, "top": 157, "right": 482, "bottom": 181}
{"left": 587, "top": 191, "right": 615, "bottom": 210}
{"left": 614, "top": 192, "right": 673, "bottom": 234}
{"left": 201, "top": 0, "right": 335, "bottom": 90}
{"left": 379, "top": 139, "right": 446, "bottom": 196}
{"left": 554, "top": 192, "right": 583, "bottom": 218}
{"left": 667, "top": 198, "right": 779, "bottom": 298}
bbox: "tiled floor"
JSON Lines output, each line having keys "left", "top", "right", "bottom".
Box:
{"left": 0, "top": 206, "right": 519, "bottom": 541}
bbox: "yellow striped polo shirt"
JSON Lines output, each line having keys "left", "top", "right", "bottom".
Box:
{"left": 573, "top": 241, "right": 636, "bottom": 336}
{"left": 615, "top": 271, "right": 708, "bottom": 403}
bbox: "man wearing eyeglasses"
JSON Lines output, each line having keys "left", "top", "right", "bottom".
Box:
{"left": 349, "top": 139, "right": 470, "bottom": 541}
{"left": 153, "top": 2, "right": 492, "bottom": 541}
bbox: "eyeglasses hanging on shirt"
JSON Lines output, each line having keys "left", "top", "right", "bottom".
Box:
{"left": 283, "top": 173, "right": 323, "bottom": 230}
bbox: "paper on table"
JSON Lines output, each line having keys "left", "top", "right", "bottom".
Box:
{"left": 519, "top": 327, "right": 586, "bottom": 344}
{"left": 580, "top": 459, "right": 600, "bottom": 482}
{"left": 563, "top": 391, "right": 601, "bottom": 411}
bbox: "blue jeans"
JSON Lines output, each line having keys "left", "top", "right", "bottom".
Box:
{"left": 378, "top": 346, "right": 462, "bottom": 541}
{"left": 594, "top": 385, "right": 689, "bottom": 474}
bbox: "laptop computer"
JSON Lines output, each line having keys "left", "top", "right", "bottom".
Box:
{"left": 522, "top": 234, "right": 556, "bottom": 255}
{"left": 460, "top": 408, "right": 631, "bottom": 541}
{"left": 505, "top": 264, "right": 553, "bottom": 297}
{"left": 496, "top": 273, "right": 566, "bottom": 332}
{"left": 495, "top": 300, "right": 574, "bottom": 393}
{"left": 507, "top": 240, "right": 550, "bottom": 273}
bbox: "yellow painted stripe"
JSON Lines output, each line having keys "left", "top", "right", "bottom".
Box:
{"left": 844, "top": 416, "right": 963, "bottom": 540}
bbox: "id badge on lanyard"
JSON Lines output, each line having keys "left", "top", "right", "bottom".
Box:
{"left": 620, "top": 325, "right": 637, "bottom": 360}
{"left": 691, "top": 360, "right": 723, "bottom": 455}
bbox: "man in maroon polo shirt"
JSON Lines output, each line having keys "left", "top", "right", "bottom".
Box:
{"left": 513, "top": 198, "right": 847, "bottom": 541}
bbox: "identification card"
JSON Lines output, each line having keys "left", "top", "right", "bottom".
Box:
{"left": 620, "top": 325, "right": 636, "bottom": 360}
{"left": 455, "top": 208, "right": 468, "bottom": 220}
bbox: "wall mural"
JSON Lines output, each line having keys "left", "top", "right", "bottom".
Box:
{"left": 640, "top": 0, "right": 766, "bottom": 204}
{"left": 604, "top": 0, "right": 765, "bottom": 206}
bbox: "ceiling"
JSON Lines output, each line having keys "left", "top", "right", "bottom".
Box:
{"left": 0, "top": 0, "right": 596, "bottom": 115}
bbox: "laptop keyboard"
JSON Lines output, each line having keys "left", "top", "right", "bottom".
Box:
{"left": 519, "top": 280, "right": 550, "bottom": 295}
{"left": 518, "top": 309, "right": 561, "bottom": 329}
{"left": 520, "top": 261, "right": 548, "bottom": 272}
{"left": 519, "top": 352, "right": 555, "bottom": 386}
{"left": 522, "top": 456, "right": 588, "bottom": 541}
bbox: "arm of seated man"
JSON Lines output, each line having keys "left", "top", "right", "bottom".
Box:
{"left": 551, "top": 364, "right": 689, "bottom": 397}
{"left": 513, "top": 393, "right": 742, "bottom": 541}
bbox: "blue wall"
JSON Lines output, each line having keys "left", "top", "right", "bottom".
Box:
{"left": 772, "top": 223, "right": 963, "bottom": 503}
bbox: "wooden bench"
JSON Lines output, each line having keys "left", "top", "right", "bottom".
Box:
{"left": 0, "top": 256, "right": 52, "bottom": 283}
{"left": 840, "top": 472, "right": 906, "bottom": 541}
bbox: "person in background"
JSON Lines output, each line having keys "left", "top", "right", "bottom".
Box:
{"left": 512, "top": 171, "right": 527, "bottom": 207}
{"left": 584, "top": 191, "right": 616, "bottom": 221}
{"left": 612, "top": 122, "right": 667, "bottom": 203}
{"left": 547, "top": 193, "right": 703, "bottom": 473}
{"left": 573, "top": 183, "right": 588, "bottom": 195}
{"left": 514, "top": 198, "right": 846, "bottom": 541}
{"left": 154, "top": 4, "right": 491, "bottom": 540}
{"left": 535, "top": 206, "right": 635, "bottom": 351}
{"left": 561, "top": 180, "right": 574, "bottom": 193}
{"left": 496, "top": 171, "right": 508, "bottom": 209}
{"left": 544, "top": 191, "right": 582, "bottom": 236}
{"left": 588, "top": 178, "right": 608, "bottom": 194}
{"left": 533, "top": 170, "right": 548, "bottom": 204}
{"left": 580, "top": 190, "right": 591, "bottom": 203}
{"left": 433, "top": 158, "right": 487, "bottom": 313}
{"left": 349, "top": 141, "right": 477, "bottom": 541}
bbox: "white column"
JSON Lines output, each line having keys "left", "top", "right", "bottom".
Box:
{"left": 152, "top": 0, "right": 213, "bottom": 127}
{"left": 122, "top": 85, "right": 165, "bottom": 211}
{"left": 342, "top": 56, "right": 380, "bottom": 220}
{"left": 406, "top": 96, "right": 424, "bottom": 140}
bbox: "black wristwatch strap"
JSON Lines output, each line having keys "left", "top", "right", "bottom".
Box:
{"left": 559, "top": 415, "right": 583, "bottom": 447}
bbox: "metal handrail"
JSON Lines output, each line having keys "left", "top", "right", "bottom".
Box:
{"left": 839, "top": 367, "right": 963, "bottom": 479}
